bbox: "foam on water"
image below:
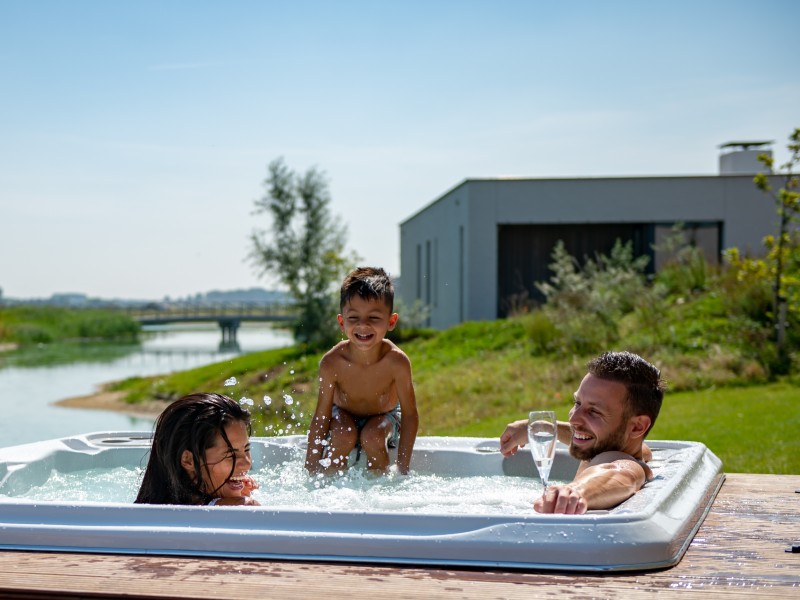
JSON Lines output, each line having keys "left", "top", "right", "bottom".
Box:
{"left": 4, "top": 453, "right": 548, "bottom": 515}
{"left": 8, "top": 466, "right": 144, "bottom": 503}
{"left": 252, "top": 455, "right": 544, "bottom": 515}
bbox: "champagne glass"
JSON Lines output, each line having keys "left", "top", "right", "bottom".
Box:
{"left": 527, "top": 410, "right": 557, "bottom": 496}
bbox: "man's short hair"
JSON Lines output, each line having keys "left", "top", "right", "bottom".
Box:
{"left": 587, "top": 351, "right": 665, "bottom": 435}
{"left": 340, "top": 266, "right": 395, "bottom": 312}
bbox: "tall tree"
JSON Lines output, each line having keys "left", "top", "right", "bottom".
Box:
{"left": 753, "top": 128, "right": 800, "bottom": 357}
{"left": 250, "top": 158, "right": 354, "bottom": 348}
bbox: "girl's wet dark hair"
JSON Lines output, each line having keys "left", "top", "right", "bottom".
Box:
{"left": 135, "top": 393, "right": 251, "bottom": 505}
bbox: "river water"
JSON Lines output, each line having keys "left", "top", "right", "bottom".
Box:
{"left": 0, "top": 324, "right": 294, "bottom": 447}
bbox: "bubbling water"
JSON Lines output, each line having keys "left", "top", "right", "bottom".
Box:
{"left": 8, "top": 467, "right": 144, "bottom": 503}
{"left": 6, "top": 453, "right": 548, "bottom": 515}
{"left": 251, "top": 456, "right": 542, "bottom": 515}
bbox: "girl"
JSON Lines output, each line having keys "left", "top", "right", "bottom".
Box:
{"left": 135, "top": 393, "right": 260, "bottom": 505}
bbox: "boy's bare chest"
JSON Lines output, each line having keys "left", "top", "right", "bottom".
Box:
{"left": 333, "top": 361, "right": 397, "bottom": 412}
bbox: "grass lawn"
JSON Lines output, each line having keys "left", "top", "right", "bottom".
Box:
{"left": 647, "top": 382, "right": 799, "bottom": 474}
{"left": 108, "top": 315, "right": 800, "bottom": 475}
{"left": 450, "top": 382, "right": 800, "bottom": 475}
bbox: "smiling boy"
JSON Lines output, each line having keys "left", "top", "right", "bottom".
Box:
{"left": 305, "top": 267, "right": 419, "bottom": 475}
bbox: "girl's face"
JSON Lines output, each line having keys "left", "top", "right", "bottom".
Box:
{"left": 181, "top": 420, "right": 252, "bottom": 500}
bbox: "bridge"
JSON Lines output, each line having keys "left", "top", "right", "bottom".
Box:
{"left": 130, "top": 304, "right": 297, "bottom": 346}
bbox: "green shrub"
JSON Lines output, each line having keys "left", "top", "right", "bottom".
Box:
{"left": 524, "top": 311, "right": 560, "bottom": 355}
{"left": 1, "top": 306, "right": 139, "bottom": 346}
{"left": 9, "top": 324, "right": 53, "bottom": 344}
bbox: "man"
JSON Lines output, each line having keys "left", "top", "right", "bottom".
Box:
{"left": 500, "top": 351, "right": 664, "bottom": 514}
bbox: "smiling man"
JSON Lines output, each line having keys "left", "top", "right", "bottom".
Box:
{"left": 500, "top": 351, "right": 665, "bottom": 514}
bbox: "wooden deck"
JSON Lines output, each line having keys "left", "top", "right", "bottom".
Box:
{"left": 0, "top": 473, "right": 797, "bottom": 599}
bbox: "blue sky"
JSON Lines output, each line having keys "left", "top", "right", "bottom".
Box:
{"left": 1, "top": 1, "right": 798, "bottom": 300}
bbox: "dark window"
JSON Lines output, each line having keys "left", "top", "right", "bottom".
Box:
{"left": 497, "top": 223, "right": 654, "bottom": 317}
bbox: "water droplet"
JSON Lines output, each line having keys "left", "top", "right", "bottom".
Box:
{"left": 283, "top": 394, "right": 294, "bottom": 406}
{"left": 239, "top": 397, "right": 254, "bottom": 406}
{"left": 224, "top": 377, "right": 238, "bottom": 386}
{"left": 263, "top": 395, "right": 272, "bottom": 406}
{"left": 290, "top": 369, "right": 295, "bottom": 375}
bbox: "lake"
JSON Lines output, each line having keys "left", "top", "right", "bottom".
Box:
{"left": 0, "top": 323, "right": 294, "bottom": 447}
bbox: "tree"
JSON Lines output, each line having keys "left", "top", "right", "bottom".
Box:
{"left": 249, "top": 158, "right": 355, "bottom": 348}
{"left": 753, "top": 128, "right": 800, "bottom": 357}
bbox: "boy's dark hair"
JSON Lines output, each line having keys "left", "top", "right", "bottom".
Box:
{"left": 587, "top": 351, "right": 665, "bottom": 435}
{"left": 135, "top": 393, "right": 251, "bottom": 505}
{"left": 340, "top": 266, "right": 395, "bottom": 312}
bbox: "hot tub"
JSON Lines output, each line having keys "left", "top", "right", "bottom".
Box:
{"left": 0, "top": 432, "right": 723, "bottom": 571}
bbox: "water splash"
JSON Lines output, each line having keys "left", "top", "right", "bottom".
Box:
{"left": 8, "top": 454, "right": 547, "bottom": 516}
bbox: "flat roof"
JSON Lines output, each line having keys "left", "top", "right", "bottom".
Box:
{"left": 718, "top": 140, "right": 773, "bottom": 150}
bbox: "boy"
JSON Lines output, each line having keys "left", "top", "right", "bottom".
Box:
{"left": 305, "top": 267, "right": 419, "bottom": 475}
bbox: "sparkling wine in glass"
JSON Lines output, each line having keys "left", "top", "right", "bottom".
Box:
{"left": 528, "top": 410, "right": 557, "bottom": 496}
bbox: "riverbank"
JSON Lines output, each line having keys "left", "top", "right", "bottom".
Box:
{"left": 56, "top": 387, "right": 166, "bottom": 419}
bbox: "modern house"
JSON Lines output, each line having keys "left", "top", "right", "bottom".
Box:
{"left": 398, "top": 142, "right": 776, "bottom": 329}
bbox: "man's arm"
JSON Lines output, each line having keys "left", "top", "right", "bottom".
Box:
{"left": 393, "top": 353, "right": 418, "bottom": 475}
{"left": 500, "top": 419, "right": 572, "bottom": 457}
{"left": 499, "top": 419, "right": 526, "bottom": 456}
{"left": 305, "top": 359, "right": 336, "bottom": 474}
{"left": 534, "top": 452, "right": 649, "bottom": 514}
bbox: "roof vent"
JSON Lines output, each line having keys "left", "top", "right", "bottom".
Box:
{"left": 719, "top": 140, "right": 773, "bottom": 175}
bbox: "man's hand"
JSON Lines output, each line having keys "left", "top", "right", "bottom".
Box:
{"left": 536, "top": 457, "right": 647, "bottom": 514}
{"left": 534, "top": 484, "right": 588, "bottom": 514}
{"left": 499, "top": 419, "right": 528, "bottom": 457}
{"left": 641, "top": 443, "right": 652, "bottom": 463}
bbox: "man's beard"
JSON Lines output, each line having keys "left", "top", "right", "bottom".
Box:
{"left": 568, "top": 422, "right": 628, "bottom": 461}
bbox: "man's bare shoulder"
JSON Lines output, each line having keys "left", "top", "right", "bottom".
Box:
{"left": 586, "top": 451, "right": 653, "bottom": 481}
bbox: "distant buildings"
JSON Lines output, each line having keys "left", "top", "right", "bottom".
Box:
{"left": 2, "top": 288, "right": 289, "bottom": 308}
{"left": 399, "top": 142, "right": 777, "bottom": 329}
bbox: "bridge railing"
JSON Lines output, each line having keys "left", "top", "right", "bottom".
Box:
{"left": 125, "top": 302, "right": 299, "bottom": 320}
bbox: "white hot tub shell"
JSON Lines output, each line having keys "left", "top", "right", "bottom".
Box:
{"left": 0, "top": 432, "right": 724, "bottom": 571}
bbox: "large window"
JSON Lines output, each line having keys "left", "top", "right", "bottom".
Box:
{"left": 497, "top": 223, "right": 653, "bottom": 317}
{"left": 496, "top": 221, "right": 721, "bottom": 317}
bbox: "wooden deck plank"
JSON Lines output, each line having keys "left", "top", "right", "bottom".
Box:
{"left": 0, "top": 473, "right": 798, "bottom": 599}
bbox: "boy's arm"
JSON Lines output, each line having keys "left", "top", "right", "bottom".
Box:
{"left": 305, "top": 358, "right": 336, "bottom": 474}
{"left": 394, "top": 353, "right": 418, "bottom": 475}
{"left": 534, "top": 451, "right": 649, "bottom": 514}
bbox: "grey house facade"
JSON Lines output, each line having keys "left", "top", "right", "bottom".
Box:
{"left": 398, "top": 147, "right": 776, "bottom": 329}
